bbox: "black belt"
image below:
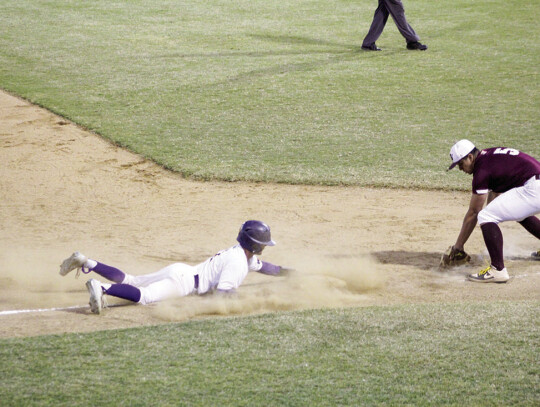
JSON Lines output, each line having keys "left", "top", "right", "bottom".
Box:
{"left": 535, "top": 174, "right": 540, "bottom": 180}
{"left": 194, "top": 274, "right": 199, "bottom": 289}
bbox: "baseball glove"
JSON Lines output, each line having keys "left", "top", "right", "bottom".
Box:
{"left": 440, "top": 246, "right": 471, "bottom": 268}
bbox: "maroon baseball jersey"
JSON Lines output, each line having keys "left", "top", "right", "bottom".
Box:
{"left": 472, "top": 147, "right": 540, "bottom": 194}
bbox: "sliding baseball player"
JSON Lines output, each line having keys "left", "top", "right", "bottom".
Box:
{"left": 60, "top": 220, "right": 288, "bottom": 314}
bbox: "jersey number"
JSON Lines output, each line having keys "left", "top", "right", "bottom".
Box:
{"left": 494, "top": 148, "right": 519, "bottom": 156}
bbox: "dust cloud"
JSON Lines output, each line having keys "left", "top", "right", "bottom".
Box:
{"left": 0, "top": 244, "right": 91, "bottom": 309}
{"left": 153, "top": 255, "right": 386, "bottom": 322}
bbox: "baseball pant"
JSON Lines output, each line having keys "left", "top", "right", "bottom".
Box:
{"left": 362, "top": 0, "right": 420, "bottom": 47}
{"left": 122, "top": 263, "right": 197, "bottom": 305}
{"left": 477, "top": 176, "right": 540, "bottom": 224}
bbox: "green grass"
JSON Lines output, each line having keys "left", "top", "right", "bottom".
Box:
{"left": 1, "top": 302, "right": 538, "bottom": 406}
{"left": 0, "top": 0, "right": 538, "bottom": 188}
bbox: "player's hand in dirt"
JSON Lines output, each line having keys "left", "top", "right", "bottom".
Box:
{"left": 440, "top": 246, "right": 471, "bottom": 268}
{"left": 279, "top": 267, "right": 295, "bottom": 276}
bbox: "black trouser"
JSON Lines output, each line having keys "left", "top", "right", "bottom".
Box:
{"left": 362, "top": 0, "right": 420, "bottom": 46}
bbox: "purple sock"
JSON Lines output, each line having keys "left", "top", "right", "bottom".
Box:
{"left": 92, "top": 262, "right": 126, "bottom": 283}
{"left": 519, "top": 216, "right": 540, "bottom": 239}
{"left": 481, "top": 222, "right": 504, "bottom": 270}
{"left": 105, "top": 284, "right": 141, "bottom": 303}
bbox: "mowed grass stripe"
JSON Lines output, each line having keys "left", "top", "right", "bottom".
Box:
{"left": 0, "top": 0, "right": 538, "bottom": 188}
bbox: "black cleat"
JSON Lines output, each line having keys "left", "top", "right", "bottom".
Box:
{"left": 407, "top": 41, "right": 428, "bottom": 51}
{"left": 361, "top": 44, "right": 382, "bottom": 51}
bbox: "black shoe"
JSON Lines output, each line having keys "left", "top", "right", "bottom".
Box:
{"left": 407, "top": 41, "right": 427, "bottom": 50}
{"left": 361, "top": 44, "right": 381, "bottom": 51}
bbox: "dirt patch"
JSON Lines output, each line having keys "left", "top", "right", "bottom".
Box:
{"left": 0, "top": 90, "right": 538, "bottom": 338}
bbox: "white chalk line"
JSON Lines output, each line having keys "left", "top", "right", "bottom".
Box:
{"left": 0, "top": 303, "right": 126, "bottom": 316}
{"left": 0, "top": 305, "right": 88, "bottom": 316}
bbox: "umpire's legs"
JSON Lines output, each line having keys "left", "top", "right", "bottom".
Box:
{"left": 384, "top": 0, "right": 420, "bottom": 43}
{"left": 362, "top": 0, "right": 390, "bottom": 47}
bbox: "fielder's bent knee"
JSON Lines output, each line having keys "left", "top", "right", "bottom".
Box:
{"left": 477, "top": 208, "right": 500, "bottom": 225}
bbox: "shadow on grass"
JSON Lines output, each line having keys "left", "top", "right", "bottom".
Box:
{"left": 249, "top": 33, "right": 360, "bottom": 50}
{"left": 154, "top": 33, "right": 361, "bottom": 59}
{"left": 152, "top": 33, "right": 399, "bottom": 85}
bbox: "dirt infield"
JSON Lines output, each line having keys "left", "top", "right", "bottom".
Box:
{"left": 1, "top": 90, "right": 538, "bottom": 338}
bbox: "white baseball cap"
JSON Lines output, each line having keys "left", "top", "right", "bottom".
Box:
{"left": 448, "top": 139, "right": 476, "bottom": 170}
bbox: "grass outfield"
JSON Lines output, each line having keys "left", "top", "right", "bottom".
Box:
{"left": 1, "top": 302, "right": 538, "bottom": 406}
{"left": 0, "top": 0, "right": 538, "bottom": 188}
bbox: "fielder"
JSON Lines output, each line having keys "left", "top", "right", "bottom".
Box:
{"left": 444, "top": 139, "right": 540, "bottom": 283}
{"left": 60, "top": 220, "right": 287, "bottom": 314}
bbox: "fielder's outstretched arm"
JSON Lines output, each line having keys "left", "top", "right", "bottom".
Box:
{"left": 454, "top": 193, "right": 487, "bottom": 250}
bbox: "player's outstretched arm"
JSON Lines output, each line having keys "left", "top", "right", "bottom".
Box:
{"left": 257, "top": 261, "right": 294, "bottom": 276}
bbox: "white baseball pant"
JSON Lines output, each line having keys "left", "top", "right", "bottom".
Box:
{"left": 122, "top": 263, "right": 197, "bottom": 305}
{"left": 478, "top": 176, "right": 540, "bottom": 225}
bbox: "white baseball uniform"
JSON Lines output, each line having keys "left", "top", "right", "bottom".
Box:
{"left": 121, "top": 245, "right": 264, "bottom": 305}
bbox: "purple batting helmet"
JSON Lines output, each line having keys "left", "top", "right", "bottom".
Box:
{"left": 237, "top": 220, "right": 276, "bottom": 255}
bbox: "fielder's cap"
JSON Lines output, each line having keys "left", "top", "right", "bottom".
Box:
{"left": 448, "top": 139, "right": 476, "bottom": 170}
